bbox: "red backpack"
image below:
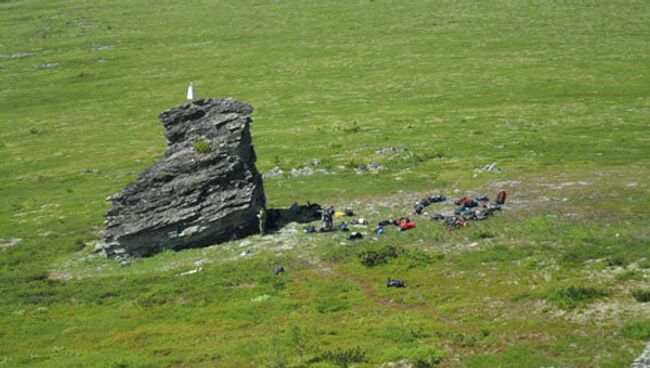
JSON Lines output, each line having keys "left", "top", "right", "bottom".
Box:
{"left": 496, "top": 190, "right": 507, "bottom": 205}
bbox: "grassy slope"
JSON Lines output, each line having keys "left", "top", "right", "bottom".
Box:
{"left": 1, "top": 0, "right": 649, "bottom": 367}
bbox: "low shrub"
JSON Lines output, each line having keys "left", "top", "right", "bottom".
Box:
{"left": 451, "top": 332, "right": 478, "bottom": 348}
{"left": 309, "top": 347, "right": 365, "bottom": 368}
{"left": 606, "top": 256, "right": 627, "bottom": 267}
{"left": 358, "top": 245, "right": 401, "bottom": 267}
{"left": 401, "top": 249, "right": 443, "bottom": 268}
{"left": 547, "top": 286, "right": 609, "bottom": 309}
{"left": 632, "top": 289, "right": 650, "bottom": 303}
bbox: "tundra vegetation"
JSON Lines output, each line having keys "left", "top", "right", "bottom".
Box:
{"left": 1, "top": 0, "right": 649, "bottom": 367}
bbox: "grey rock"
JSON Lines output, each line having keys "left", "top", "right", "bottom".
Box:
{"left": 291, "top": 166, "right": 314, "bottom": 177}
{"left": 631, "top": 343, "right": 650, "bottom": 368}
{"left": 118, "top": 257, "right": 130, "bottom": 267}
{"left": 100, "top": 98, "right": 265, "bottom": 257}
{"left": 355, "top": 162, "right": 384, "bottom": 174}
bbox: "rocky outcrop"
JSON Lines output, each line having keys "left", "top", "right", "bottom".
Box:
{"left": 98, "top": 98, "right": 265, "bottom": 258}
{"left": 631, "top": 343, "right": 650, "bottom": 368}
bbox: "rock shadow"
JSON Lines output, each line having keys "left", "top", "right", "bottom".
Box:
{"left": 266, "top": 203, "right": 322, "bottom": 232}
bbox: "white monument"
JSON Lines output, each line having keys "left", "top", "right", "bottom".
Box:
{"left": 186, "top": 82, "right": 194, "bottom": 101}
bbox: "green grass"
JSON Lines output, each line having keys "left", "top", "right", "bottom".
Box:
{"left": 621, "top": 321, "right": 650, "bottom": 341}
{"left": 2, "top": 0, "right": 650, "bottom": 367}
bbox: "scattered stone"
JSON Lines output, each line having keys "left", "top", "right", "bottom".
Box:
{"left": 38, "top": 63, "right": 59, "bottom": 69}
{"left": 99, "top": 98, "right": 265, "bottom": 258}
{"left": 475, "top": 162, "right": 501, "bottom": 173}
{"left": 263, "top": 166, "right": 284, "bottom": 179}
{"left": 291, "top": 166, "right": 332, "bottom": 177}
{"left": 97, "top": 58, "right": 109, "bottom": 63}
{"left": 0, "top": 238, "right": 22, "bottom": 250}
{"left": 0, "top": 52, "right": 34, "bottom": 59}
{"left": 355, "top": 162, "right": 384, "bottom": 174}
{"left": 376, "top": 147, "right": 407, "bottom": 155}
{"left": 291, "top": 166, "right": 314, "bottom": 177}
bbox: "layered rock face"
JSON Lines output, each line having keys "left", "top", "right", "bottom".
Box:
{"left": 99, "top": 98, "right": 265, "bottom": 258}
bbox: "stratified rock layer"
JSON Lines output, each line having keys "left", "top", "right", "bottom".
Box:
{"left": 100, "top": 98, "right": 265, "bottom": 257}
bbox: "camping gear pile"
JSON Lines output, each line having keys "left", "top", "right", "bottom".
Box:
{"left": 430, "top": 190, "right": 507, "bottom": 230}
{"left": 298, "top": 190, "right": 507, "bottom": 234}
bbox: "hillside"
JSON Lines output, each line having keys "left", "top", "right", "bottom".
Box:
{"left": 1, "top": 0, "right": 649, "bottom": 367}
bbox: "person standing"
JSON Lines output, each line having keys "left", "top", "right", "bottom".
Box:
{"left": 257, "top": 207, "right": 267, "bottom": 235}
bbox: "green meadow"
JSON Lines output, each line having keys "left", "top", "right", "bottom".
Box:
{"left": 1, "top": 0, "right": 649, "bottom": 366}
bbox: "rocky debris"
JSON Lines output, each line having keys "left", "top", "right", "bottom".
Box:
{"left": 38, "top": 63, "right": 59, "bottom": 69}
{"left": 0, "top": 52, "right": 34, "bottom": 59}
{"left": 263, "top": 166, "right": 284, "bottom": 179}
{"left": 0, "top": 238, "right": 22, "bottom": 251}
{"left": 291, "top": 166, "right": 332, "bottom": 177}
{"left": 475, "top": 162, "right": 501, "bottom": 173}
{"left": 376, "top": 147, "right": 407, "bottom": 155}
{"left": 631, "top": 343, "right": 650, "bottom": 368}
{"left": 98, "top": 98, "right": 265, "bottom": 258}
{"left": 355, "top": 162, "right": 384, "bottom": 174}
{"left": 91, "top": 44, "right": 112, "bottom": 51}
{"left": 380, "top": 360, "right": 413, "bottom": 368}
{"left": 263, "top": 159, "right": 332, "bottom": 179}
{"left": 291, "top": 166, "right": 315, "bottom": 176}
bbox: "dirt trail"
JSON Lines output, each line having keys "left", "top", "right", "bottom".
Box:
{"left": 321, "top": 262, "right": 430, "bottom": 311}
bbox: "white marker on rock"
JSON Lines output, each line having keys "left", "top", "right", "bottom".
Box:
{"left": 186, "top": 82, "right": 194, "bottom": 101}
